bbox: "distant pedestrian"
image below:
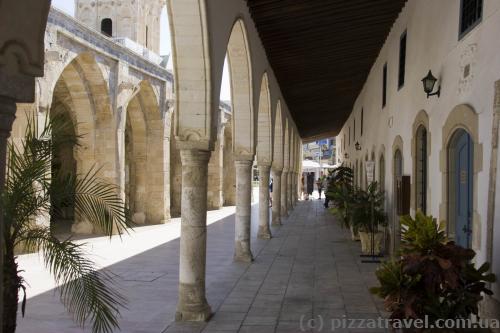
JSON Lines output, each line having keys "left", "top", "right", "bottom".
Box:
{"left": 269, "top": 178, "right": 273, "bottom": 207}
{"left": 316, "top": 178, "right": 323, "bottom": 199}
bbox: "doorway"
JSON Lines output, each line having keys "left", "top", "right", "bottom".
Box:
{"left": 448, "top": 129, "right": 473, "bottom": 248}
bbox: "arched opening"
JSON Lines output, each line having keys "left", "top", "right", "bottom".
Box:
{"left": 49, "top": 100, "right": 77, "bottom": 236}
{"left": 379, "top": 154, "right": 385, "bottom": 192}
{"left": 415, "top": 125, "right": 428, "bottom": 214}
{"left": 46, "top": 53, "right": 115, "bottom": 235}
{"left": 447, "top": 129, "right": 474, "bottom": 248}
{"left": 101, "top": 18, "right": 113, "bottom": 36}
{"left": 124, "top": 81, "right": 165, "bottom": 225}
{"left": 392, "top": 149, "right": 403, "bottom": 254}
{"left": 256, "top": 73, "right": 272, "bottom": 165}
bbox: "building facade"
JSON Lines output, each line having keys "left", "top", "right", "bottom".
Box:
{"left": 337, "top": 0, "right": 500, "bottom": 318}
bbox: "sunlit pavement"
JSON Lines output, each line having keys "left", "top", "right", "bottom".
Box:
{"left": 16, "top": 190, "right": 386, "bottom": 333}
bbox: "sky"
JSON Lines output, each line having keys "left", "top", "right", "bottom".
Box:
{"left": 51, "top": 0, "right": 231, "bottom": 101}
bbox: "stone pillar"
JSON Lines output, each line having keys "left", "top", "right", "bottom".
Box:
{"left": 272, "top": 168, "right": 282, "bottom": 226}
{"left": 234, "top": 159, "right": 254, "bottom": 262}
{"left": 257, "top": 164, "right": 272, "bottom": 239}
{"left": 287, "top": 171, "right": 293, "bottom": 211}
{"left": 0, "top": 97, "right": 17, "bottom": 331}
{"left": 176, "top": 149, "right": 212, "bottom": 322}
{"left": 281, "top": 170, "right": 289, "bottom": 218}
{"left": 207, "top": 139, "right": 223, "bottom": 210}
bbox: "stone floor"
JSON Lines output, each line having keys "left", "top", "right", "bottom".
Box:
{"left": 16, "top": 195, "right": 387, "bottom": 333}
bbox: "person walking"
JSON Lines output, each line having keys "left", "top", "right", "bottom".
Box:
{"left": 269, "top": 177, "right": 273, "bottom": 207}
{"left": 316, "top": 177, "right": 323, "bottom": 199}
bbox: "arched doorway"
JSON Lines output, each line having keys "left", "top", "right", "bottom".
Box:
{"left": 49, "top": 102, "right": 77, "bottom": 235}
{"left": 392, "top": 149, "right": 403, "bottom": 254}
{"left": 448, "top": 129, "right": 473, "bottom": 248}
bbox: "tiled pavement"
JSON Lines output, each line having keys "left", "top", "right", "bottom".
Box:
{"left": 16, "top": 196, "right": 387, "bottom": 333}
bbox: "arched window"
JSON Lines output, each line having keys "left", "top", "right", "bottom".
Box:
{"left": 415, "top": 125, "right": 428, "bottom": 213}
{"left": 101, "top": 18, "right": 113, "bottom": 37}
{"left": 379, "top": 154, "right": 385, "bottom": 192}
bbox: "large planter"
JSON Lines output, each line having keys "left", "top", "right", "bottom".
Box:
{"left": 359, "top": 231, "right": 383, "bottom": 255}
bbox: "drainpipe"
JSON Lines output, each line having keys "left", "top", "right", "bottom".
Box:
{"left": 486, "top": 80, "right": 500, "bottom": 286}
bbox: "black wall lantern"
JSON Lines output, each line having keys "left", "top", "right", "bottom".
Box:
{"left": 355, "top": 141, "right": 361, "bottom": 151}
{"left": 421, "top": 70, "right": 440, "bottom": 98}
{"left": 344, "top": 153, "right": 349, "bottom": 159}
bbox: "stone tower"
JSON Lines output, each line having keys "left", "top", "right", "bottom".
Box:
{"left": 75, "top": 0, "right": 165, "bottom": 54}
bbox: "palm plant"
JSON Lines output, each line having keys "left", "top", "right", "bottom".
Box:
{"left": 350, "top": 182, "right": 387, "bottom": 233}
{"left": 2, "top": 114, "right": 133, "bottom": 333}
{"left": 326, "top": 165, "right": 354, "bottom": 228}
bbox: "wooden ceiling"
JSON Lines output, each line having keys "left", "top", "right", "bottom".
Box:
{"left": 246, "top": 0, "right": 406, "bottom": 140}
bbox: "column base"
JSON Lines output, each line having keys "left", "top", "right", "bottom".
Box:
{"left": 175, "top": 306, "right": 212, "bottom": 322}
{"left": 271, "top": 216, "right": 282, "bottom": 226}
{"left": 234, "top": 241, "right": 254, "bottom": 262}
{"left": 257, "top": 226, "right": 272, "bottom": 239}
{"left": 175, "top": 283, "right": 212, "bottom": 322}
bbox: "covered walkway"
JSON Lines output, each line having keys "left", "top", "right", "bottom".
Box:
{"left": 17, "top": 198, "right": 386, "bottom": 333}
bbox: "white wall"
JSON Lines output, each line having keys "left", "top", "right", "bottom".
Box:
{"left": 338, "top": 0, "right": 500, "bottom": 299}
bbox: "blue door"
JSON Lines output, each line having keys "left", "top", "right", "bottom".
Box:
{"left": 452, "top": 130, "right": 473, "bottom": 248}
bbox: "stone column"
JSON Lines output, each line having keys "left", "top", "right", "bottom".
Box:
{"left": 287, "top": 172, "right": 293, "bottom": 211}
{"left": 0, "top": 97, "right": 17, "bottom": 331}
{"left": 281, "top": 170, "right": 289, "bottom": 218}
{"left": 271, "top": 168, "right": 282, "bottom": 226}
{"left": 234, "top": 159, "right": 254, "bottom": 262}
{"left": 176, "top": 149, "right": 212, "bottom": 321}
{"left": 257, "top": 164, "right": 272, "bottom": 239}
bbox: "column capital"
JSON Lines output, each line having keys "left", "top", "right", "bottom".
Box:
{"left": 234, "top": 159, "right": 253, "bottom": 168}
{"left": 180, "top": 149, "right": 211, "bottom": 166}
{"left": 271, "top": 167, "right": 283, "bottom": 176}
{"left": 257, "top": 163, "right": 272, "bottom": 171}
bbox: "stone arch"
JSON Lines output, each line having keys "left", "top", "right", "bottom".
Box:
{"left": 124, "top": 80, "right": 166, "bottom": 225}
{"left": 167, "top": 0, "right": 213, "bottom": 149}
{"left": 283, "top": 118, "right": 290, "bottom": 170}
{"left": 439, "top": 104, "right": 482, "bottom": 250}
{"left": 411, "top": 110, "right": 431, "bottom": 214}
{"left": 227, "top": 19, "right": 254, "bottom": 159}
{"left": 272, "top": 100, "right": 284, "bottom": 169}
{"left": 47, "top": 52, "right": 116, "bottom": 234}
{"left": 256, "top": 72, "right": 272, "bottom": 165}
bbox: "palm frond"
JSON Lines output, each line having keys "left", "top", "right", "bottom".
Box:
{"left": 50, "top": 167, "right": 134, "bottom": 236}
{"left": 18, "top": 226, "right": 127, "bottom": 333}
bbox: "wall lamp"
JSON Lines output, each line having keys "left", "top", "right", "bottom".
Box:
{"left": 421, "top": 70, "right": 440, "bottom": 98}
{"left": 355, "top": 141, "right": 361, "bottom": 151}
{"left": 344, "top": 153, "right": 349, "bottom": 159}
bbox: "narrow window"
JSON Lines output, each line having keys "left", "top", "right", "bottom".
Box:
{"left": 415, "top": 126, "right": 428, "bottom": 213}
{"left": 459, "top": 0, "right": 483, "bottom": 39}
{"left": 146, "top": 26, "right": 149, "bottom": 48}
{"left": 101, "top": 18, "right": 113, "bottom": 37}
{"left": 343, "top": 134, "right": 346, "bottom": 151}
{"left": 361, "top": 109, "right": 364, "bottom": 136}
{"left": 354, "top": 119, "right": 356, "bottom": 140}
{"left": 382, "top": 63, "right": 387, "bottom": 108}
{"left": 398, "top": 31, "right": 407, "bottom": 89}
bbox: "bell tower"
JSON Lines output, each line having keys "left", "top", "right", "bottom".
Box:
{"left": 75, "top": 0, "right": 165, "bottom": 54}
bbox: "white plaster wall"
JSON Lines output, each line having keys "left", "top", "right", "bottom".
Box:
{"left": 338, "top": 0, "right": 500, "bottom": 284}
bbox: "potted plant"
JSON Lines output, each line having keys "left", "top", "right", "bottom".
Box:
{"left": 326, "top": 166, "right": 359, "bottom": 240}
{"left": 370, "top": 212, "right": 496, "bottom": 331}
{"left": 351, "top": 181, "right": 387, "bottom": 254}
